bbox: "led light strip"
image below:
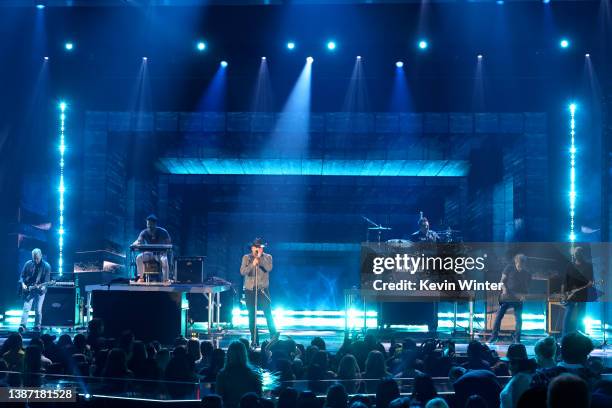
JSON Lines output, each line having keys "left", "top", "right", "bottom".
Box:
{"left": 569, "top": 103, "right": 576, "bottom": 242}
{"left": 58, "top": 102, "right": 66, "bottom": 275}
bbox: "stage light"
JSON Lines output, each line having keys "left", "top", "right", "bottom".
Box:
{"left": 261, "top": 56, "right": 266, "bottom": 60}
{"left": 327, "top": 41, "right": 336, "bottom": 51}
{"left": 542, "top": 0, "right": 550, "bottom": 4}
{"left": 197, "top": 41, "right": 206, "bottom": 51}
{"left": 569, "top": 103, "right": 577, "bottom": 243}
{"left": 585, "top": 53, "right": 590, "bottom": 58}
{"left": 418, "top": 40, "right": 428, "bottom": 50}
{"left": 395, "top": 61, "right": 404, "bottom": 68}
{"left": 306, "top": 56, "right": 314, "bottom": 64}
{"left": 58, "top": 101, "right": 67, "bottom": 275}
{"left": 220, "top": 60, "right": 228, "bottom": 68}
{"left": 496, "top": 0, "right": 504, "bottom": 4}
{"left": 44, "top": 56, "right": 49, "bottom": 61}
{"left": 142, "top": 57, "right": 147, "bottom": 61}
{"left": 477, "top": 54, "right": 483, "bottom": 59}
{"left": 64, "top": 42, "right": 74, "bottom": 51}
{"left": 36, "top": 3, "right": 45, "bottom": 9}
{"left": 560, "top": 39, "right": 570, "bottom": 48}
{"left": 356, "top": 56, "right": 361, "bottom": 60}
{"left": 287, "top": 41, "right": 295, "bottom": 50}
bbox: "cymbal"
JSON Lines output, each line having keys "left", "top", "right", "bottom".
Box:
{"left": 368, "top": 226, "right": 392, "bottom": 230}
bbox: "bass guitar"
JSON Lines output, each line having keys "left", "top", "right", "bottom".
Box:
{"left": 19, "top": 280, "right": 56, "bottom": 300}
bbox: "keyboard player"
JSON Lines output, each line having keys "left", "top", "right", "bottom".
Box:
{"left": 132, "top": 214, "right": 172, "bottom": 282}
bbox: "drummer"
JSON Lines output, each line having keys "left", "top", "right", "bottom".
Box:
{"left": 411, "top": 216, "right": 439, "bottom": 242}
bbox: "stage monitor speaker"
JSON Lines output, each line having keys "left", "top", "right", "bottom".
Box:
{"left": 548, "top": 302, "right": 565, "bottom": 334}
{"left": 42, "top": 287, "right": 78, "bottom": 327}
{"left": 176, "top": 256, "right": 205, "bottom": 284}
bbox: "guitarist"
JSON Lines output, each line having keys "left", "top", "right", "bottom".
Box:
{"left": 562, "top": 246, "right": 594, "bottom": 336}
{"left": 18, "top": 248, "right": 51, "bottom": 333}
{"left": 489, "top": 253, "right": 530, "bottom": 344}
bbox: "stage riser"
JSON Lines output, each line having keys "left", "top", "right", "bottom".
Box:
{"left": 91, "top": 291, "right": 187, "bottom": 344}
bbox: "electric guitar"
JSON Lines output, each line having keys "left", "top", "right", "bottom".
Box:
{"left": 19, "top": 280, "right": 56, "bottom": 300}
{"left": 560, "top": 279, "right": 603, "bottom": 305}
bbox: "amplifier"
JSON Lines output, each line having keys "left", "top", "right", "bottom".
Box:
{"left": 176, "top": 256, "right": 205, "bottom": 284}
{"left": 42, "top": 286, "right": 79, "bottom": 327}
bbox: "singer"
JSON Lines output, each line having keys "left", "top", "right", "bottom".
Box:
{"left": 240, "top": 237, "right": 278, "bottom": 347}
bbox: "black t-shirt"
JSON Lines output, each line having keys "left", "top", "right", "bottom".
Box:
{"left": 565, "top": 262, "right": 593, "bottom": 302}
{"left": 137, "top": 227, "right": 171, "bottom": 245}
{"left": 21, "top": 260, "right": 51, "bottom": 286}
{"left": 501, "top": 264, "right": 530, "bottom": 301}
{"left": 410, "top": 230, "right": 439, "bottom": 242}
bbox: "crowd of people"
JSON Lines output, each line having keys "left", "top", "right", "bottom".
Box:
{"left": 0, "top": 318, "right": 611, "bottom": 408}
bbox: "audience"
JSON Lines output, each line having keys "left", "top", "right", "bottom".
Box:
{"left": 216, "top": 341, "right": 263, "bottom": 408}
{"left": 376, "top": 378, "right": 400, "bottom": 408}
{"left": 424, "top": 397, "right": 449, "bottom": 408}
{"left": 534, "top": 336, "right": 557, "bottom": 370}
{"left": 499, "top": 343, "right": 536, "bottom": 408}
{"left": 411, "top": 373, "right": 437, "bottom": 406}
{"left": 531, "top": 331, "right": 600, "bottom": 390}
{"left": 1, "top": 320, "right": 609, "bottom": 408}
{"left": 462, "top": 341, "right": 491, "bottom": 371}
{"left": 325, "top": 383, "right": 348, "bottom": 408}
{"left": 363, "top": 350, "right": 390, "bottom": 394}
{"left": 547, "top": 373, "right": 590, "bottom": 408}
{"left": 337, "top": 354, "right": 361, "bottom": 394}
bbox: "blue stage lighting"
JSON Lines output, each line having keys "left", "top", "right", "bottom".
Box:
{"left": 220, "top": 61, "right": 228, "bottom": 68}
{"left": 585, "top": 53, "right": 590, "bottom": 58}
{"left": 496, "top": 0, "right": 504, "bottom": 4}
{"left": 64, "top": 42, "right": 74, "bottom": 51}
{"left": 477, "top": 54, "right": 483, "bottom": 59}
{"left": 396, "top": 61, "right": 404, "bottom": 68}
{"left": 356, "top": 55, "right": 361, "bottom": 60}
{"left": 543, "top": 0, "right": 550, "bottom": 4}
{"left": 560, "top": 39, "right": 570, "bottom": 48}
{"left": 569, "top": 103, "right": 577, "bottom": 242}
{"left": 197, "top": 41, "right": 206, "bottom": 51}
{"left": 142, "top": 57, "right": 147, "bottom": 61}
{"left": 327, "top": 41, "right": 337, "bottom": 51}
{"left": 44, "top": 56, "right": 49, "bottom": 61}
{"left": 306, "top": 56, "right": 314, "bottom": 64}
{"left": 287, "top": 41, "right": 296, "bottom": 50}
{"left": 58, "top": 101, "right": 67, "bottom": 275}
{"left": 36, "top": 3, "right": 45, "bottom": 9}
{"left": 418, "top": 40, "right": 428, "bottom": 50}
{"left": 262, "top": 56, "right": 266, "bottom": 60}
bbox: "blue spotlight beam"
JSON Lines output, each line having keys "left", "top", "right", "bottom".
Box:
{"left": 569, "top": 103, "right": 577, "bottom": 242}
{"left": 199, "top": 65, "right": 227, "bottom": 112}
{"left": 58, "top": 102, "right": 67, "bottom": 275}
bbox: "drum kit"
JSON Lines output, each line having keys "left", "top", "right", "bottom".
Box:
{"left": 362, "top": 215, "right": 462, "bottom": 245}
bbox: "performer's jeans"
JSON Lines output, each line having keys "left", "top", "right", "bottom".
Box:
{"left": 136, "top": 252, "right": 169, "bottom": 280}
{"left": 563, "top": 301, "right": 586, "bottom": 336}
{"left": 492, "top": 301, "right": 523, "bottom": 340}
{"left": 21, "top": 293, "right": 45, "bottom": 329}
{"left": 245, "top": 289, "right": 277, "bottom": 341}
